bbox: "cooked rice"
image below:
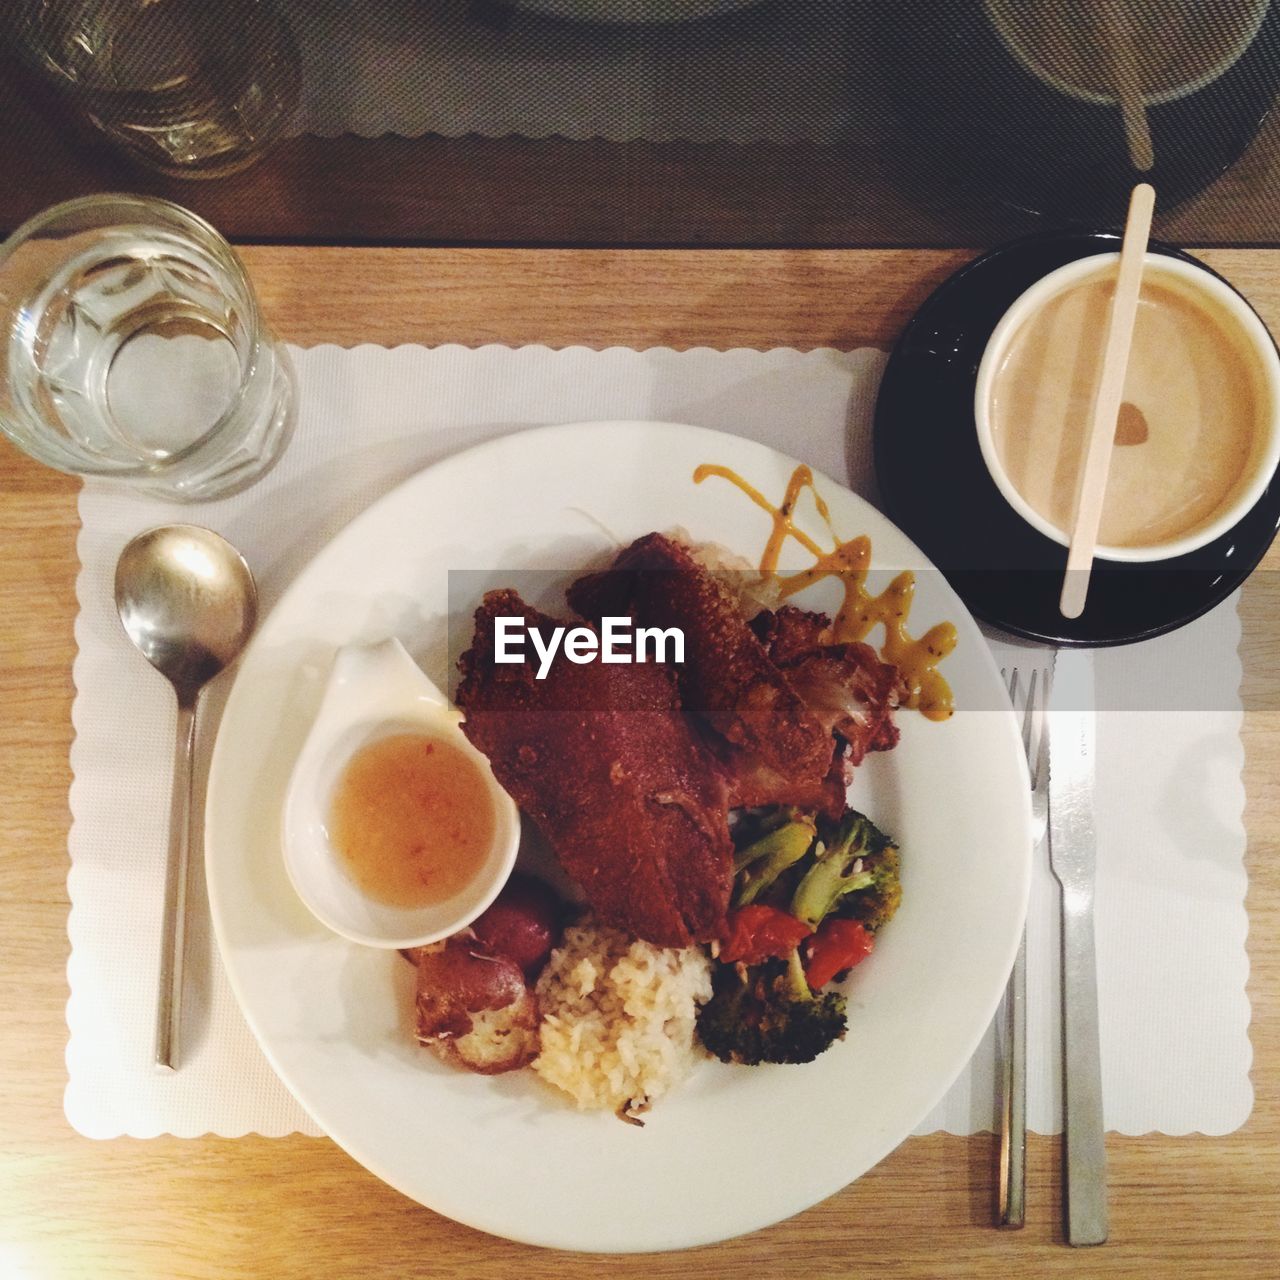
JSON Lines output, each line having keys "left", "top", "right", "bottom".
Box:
{"left": 533, "top": 917, "right": 713, "bottom": 1117}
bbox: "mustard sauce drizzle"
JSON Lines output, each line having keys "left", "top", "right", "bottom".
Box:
{"left": 693, "top": 463, "right": 957, "bottom": 721}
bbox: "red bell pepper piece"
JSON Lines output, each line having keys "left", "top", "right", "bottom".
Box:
{"left": 719, "top": 905, "right": 812, "bottom": 965}
{"left": 804, "top": 918, "right": 874, "bottom": 989}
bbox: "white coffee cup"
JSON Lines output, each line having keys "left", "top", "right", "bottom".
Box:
{"left": 974, "top": 252, "right": 1280, "bottom": 562}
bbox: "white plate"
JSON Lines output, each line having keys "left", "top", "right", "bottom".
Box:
{"left": 205, "top": 421, "right": 1031, "bottom": 1252}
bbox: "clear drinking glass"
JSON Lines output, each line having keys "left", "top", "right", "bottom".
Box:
{"left": 10, "top": 0, "right": 301, "bottom": 179}
{"left": 0, "top": 194, "right": 295, "bottom": 499}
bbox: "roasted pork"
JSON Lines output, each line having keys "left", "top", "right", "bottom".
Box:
{"left": 753, "top": 605, "right": 902, "bottom": 764}
{"left": 456, "top": 589, "right": 733, "bottom": 948}
{"left": 568, "top": 533, "right": 838, "bottom": 811}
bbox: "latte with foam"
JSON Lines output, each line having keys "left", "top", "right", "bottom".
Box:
{"left": 986, "top": 264, "right": 1271, "bottom": 551}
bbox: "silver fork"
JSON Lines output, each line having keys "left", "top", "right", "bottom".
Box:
{"left": 998, "top": 663, "right": 1051, "bottom": 1229}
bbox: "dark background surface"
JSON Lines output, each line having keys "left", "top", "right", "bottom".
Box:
{"left": 3, "top": 0, "right": 1280, "bottom": 246}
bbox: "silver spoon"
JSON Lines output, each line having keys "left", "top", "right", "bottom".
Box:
{"left": 114, "top": 525, "right": 258, "bottom": 1071}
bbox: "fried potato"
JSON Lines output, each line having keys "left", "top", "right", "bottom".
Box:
{"left": 414, "top": 937, "right": 540, "bottom": 1075}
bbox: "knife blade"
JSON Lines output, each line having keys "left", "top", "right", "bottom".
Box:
{"left": 1048, "top": 650, "right": 1108, "bottom": 1247}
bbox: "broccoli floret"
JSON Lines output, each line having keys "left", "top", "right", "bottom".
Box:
{"left": 732, "top": 813, "right": 817, "bottom": 907}
{"left": 790, "top": 809, "right": 897, "bottom": 930}
{"left": 697, "top": 949, "right": 847, "bottom": 1066}
{"left": 841, "top": 839, "right": 902, "bottom": 933}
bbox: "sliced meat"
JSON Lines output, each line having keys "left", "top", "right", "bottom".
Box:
{"left": 456, "top": 589, "right": 733, "bottom": 948}
{"left": 755, "top": 606, "right": 902, "bottom": 765}
{"left": 783, "top": 646, "right": 900, "bottom": 763}
{"left": 568, "top": 533, "right": 834, "bottom": 801}
{"left": 717, "top": 745, "right": 851, "bottom": 820}
{"left": 750, "top": 603, "right": 828, "bottom": 663}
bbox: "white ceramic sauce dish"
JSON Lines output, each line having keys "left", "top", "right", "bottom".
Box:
{"left": 282, "top": 637, "right": 519, "bottom": 948}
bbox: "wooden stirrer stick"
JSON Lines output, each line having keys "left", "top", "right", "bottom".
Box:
{"left": 1059, "top": 182, "right": 1156, "bottom": 619}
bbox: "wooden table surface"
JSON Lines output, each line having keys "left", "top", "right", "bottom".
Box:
{"left": 3, "top": 247, "right": 1277, "bottom": 1279}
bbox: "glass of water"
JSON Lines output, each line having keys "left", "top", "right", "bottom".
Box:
{"left": 11, "top": 0, "right": 301, "bottom": 179}
{"left": 0, "top": 194, "right": 295, "bottom": 499}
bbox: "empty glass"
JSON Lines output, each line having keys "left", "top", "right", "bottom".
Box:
{"left": 0, "top": 194, "right": 295, "bottom": 500}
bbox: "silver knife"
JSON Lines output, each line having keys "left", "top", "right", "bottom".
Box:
{"left": 1047, "top": 651, "right": 1108, "bottom": 1247}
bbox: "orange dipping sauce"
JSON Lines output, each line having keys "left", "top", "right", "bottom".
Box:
{"left": 328, "top": 733, "right": 495, "bottom": 909}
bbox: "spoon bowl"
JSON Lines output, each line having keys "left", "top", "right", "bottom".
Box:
{"left": 114, "top": 524, "right": 258, "bottom": 1069}
{"left": 115, "top": 526, "right": 259, "bottom": 698}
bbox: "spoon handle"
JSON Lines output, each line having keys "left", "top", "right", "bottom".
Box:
{"left": 155, "top": 696, "right": 197, "bottom": 1071}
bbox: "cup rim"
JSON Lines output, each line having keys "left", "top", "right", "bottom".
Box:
{"left": 0, "top": 193, "right": 268, "bottom": 481}
{"left": 973, "top": 250, "right": 1280, "bottom": 563}
{"left": 984, "top": 0, "right": 1270, "bottom": 108}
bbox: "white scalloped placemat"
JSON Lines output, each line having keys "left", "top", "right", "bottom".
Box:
{"left": 66, "top": 342, "right": 1251, "bottom": 1138}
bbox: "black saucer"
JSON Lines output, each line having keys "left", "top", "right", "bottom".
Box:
{"left": 873, "top": 231, "right": 1280, "bottom": 647}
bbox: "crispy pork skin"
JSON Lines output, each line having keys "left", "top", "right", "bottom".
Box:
{"left": 456, "top": 589, "right": 733, "bottom": 948}
{"left": 568, "top": 533, "right": 836, "bottom": 807}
